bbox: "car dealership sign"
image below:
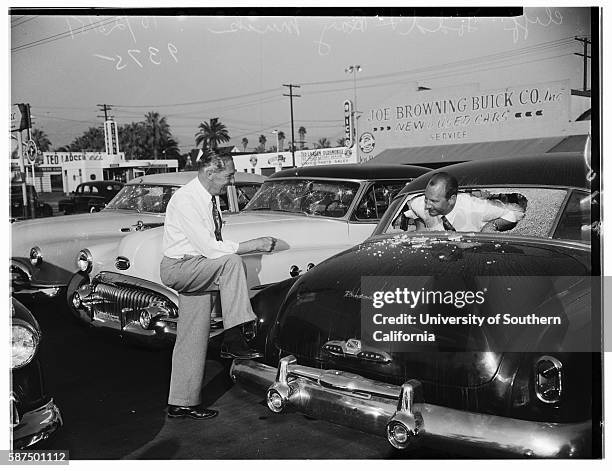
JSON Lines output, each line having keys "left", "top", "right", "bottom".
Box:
{"left": 362, "top": 80, "right": 571, "bottom": 151}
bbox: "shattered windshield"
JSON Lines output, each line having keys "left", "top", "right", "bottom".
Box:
{"left": 244, "top": 179, "right": 360, "bottom": 217}
{"left": 105, "top": 184, "right": 178, "bottom": 214}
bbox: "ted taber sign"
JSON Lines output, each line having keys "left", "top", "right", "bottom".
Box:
{"left": 364, "top": 80, "right": 570, "bottom": 149}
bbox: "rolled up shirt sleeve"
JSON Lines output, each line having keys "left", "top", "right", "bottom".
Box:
{"left": 477, "top": 197, "right": 525, "bottom": 223}
{"left": 403, "top": 195, "right": 424, "bottom": 220}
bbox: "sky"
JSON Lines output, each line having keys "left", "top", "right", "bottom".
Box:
{"left": 9, "top": 6, "right": 592, "bottom": 154}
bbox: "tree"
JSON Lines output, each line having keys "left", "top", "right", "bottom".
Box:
{"left": 118, "top": 122, "right": 148, "bottom": 159}
{"left": 257, "top": 134, "right": 267, "bottom": 153}
{"left": 241, "top": 137, "right": 249, "bottom": 152}
{"left": 336, "top": 137, "right": 346, "bottom": 147}
{"left": 145, "top": 111, "right": 171, "bottom": 160}
{"left": 67, "top": 127, "right": 106, "bottom": 152}
{"left": 298, "top": 126, "right": 307, "bottom": 149}
{"left": 277, "top": 131, "right": 286, "bottom": 151}
{"left": 315, "top": 137, "right": 331, "bottom": 149}
{"left": 195, "top": 117, "right": 230, "bottom": 151}
{"left": 31, "top": 128, "right": 52, "bottom": 152}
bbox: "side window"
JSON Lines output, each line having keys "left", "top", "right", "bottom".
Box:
{"left": 90, "top": 186, "right": 99, "bottom": 193}
{"left": 354, "top": 183, "right": 405, "bottom": 221}
{"left": 553, "top": 191, "right": 592, "bottom": 242}
{"left": 76, "top": 185, "right": 84, "bottom": 194}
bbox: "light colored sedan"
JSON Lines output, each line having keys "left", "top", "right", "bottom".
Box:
{"left": 10, "top": 171, "right": 265, "bottom": 304}
{"left": 67, "top": 164, "right": 430, "bottom": 345}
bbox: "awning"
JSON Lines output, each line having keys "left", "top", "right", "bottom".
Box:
{"left": 365, "top": 136, "right": 583, "bottom": 166}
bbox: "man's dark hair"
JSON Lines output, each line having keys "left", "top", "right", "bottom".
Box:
{"left": 197, "top": 149, "right": 233, "bottom": 173}
{"left": 427, "top": 172, "right": 458, "bottom": 199}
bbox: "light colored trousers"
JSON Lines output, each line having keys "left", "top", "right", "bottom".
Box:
{"left": 160, "top": 254, "right": 256, "bottom": 406}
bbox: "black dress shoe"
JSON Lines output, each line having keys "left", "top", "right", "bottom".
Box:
{"left": 167, "top": 405, "right": 218, "bottom": 420}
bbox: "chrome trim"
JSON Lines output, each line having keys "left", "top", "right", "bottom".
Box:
{"left": 535, "top": 355, "right": 563, "bottom": 404}
{"left": 76, "top": 249, "right": 93, "bottom": 273}
{"left": 231, "top": 358, "right": 592, "bottom": 458}
{"left": 29, "top": 247, "right": 43, "bottom": 267}
{"left": 12, "top": 398, "right": 63, "bottom": 449}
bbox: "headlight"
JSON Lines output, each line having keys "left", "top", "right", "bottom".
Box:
{"left": 29, "top": 246, "right": 43, "bottom": 267}
{"left": 11, "top": 320, "right": 40, "bottom": 369}
{"left": 76, "top": 249, "right": 93, "bottom": 273}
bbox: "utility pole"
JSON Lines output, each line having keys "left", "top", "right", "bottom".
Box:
{"left": 572, "top": 36, "right": 591, "bottom": 97}
{"left": 97, "top": 104, "right": 112, "bottom": 121}
{"left": 283, "top": 84, "right": 301, "bottom": 167}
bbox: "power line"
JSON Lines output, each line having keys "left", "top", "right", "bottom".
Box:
{"left": 12, "top": 16, "right": 120, "bottom": 53}
{"left": 11, "top": 16, "right": 38, "bottom": 28}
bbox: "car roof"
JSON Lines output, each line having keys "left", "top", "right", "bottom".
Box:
{"left": 127, "top": 171, "right": 266, "bottom": 186}
{"left": 269, "top": 163, "right": 431, "bottom": 180}
{"left": 397, "top": 152, "right": 589, "bottom": 196}
{"left": 78, "top": 180, "right": 123, "bottom": 187}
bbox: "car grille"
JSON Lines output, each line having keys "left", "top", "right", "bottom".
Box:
{"left": 91, "top": 283, "right": 176, "bottom": 326}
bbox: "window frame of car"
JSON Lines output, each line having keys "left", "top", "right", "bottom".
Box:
{"left": 244, "top": 176, "right": 415, "bottom": 223}
{"left": 376, "top": 183, "right": 592, "bottom": 244}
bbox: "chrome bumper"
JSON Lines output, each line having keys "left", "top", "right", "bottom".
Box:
{"left": 11, "top": 398, "right": 63, "bottom": 449}
{"left": 230, "top": 356, "right": 592, "bottom": 458}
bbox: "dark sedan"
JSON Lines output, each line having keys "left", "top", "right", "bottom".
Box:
{"left": 11, "top": 298, "right": 63, "bottom": 449}
{"left": 58, "top": 181, "right": 124, "bottom": 214}
{"left": 10, "top": 185, "right": 53, "bottom": 220}
{"left": 231, "top": 152, "right": 600, "bottom": 458}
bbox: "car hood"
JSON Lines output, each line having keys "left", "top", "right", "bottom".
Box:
{"left": 11, "top": 210, "right": 164, "bottom": 273}
{"left": 272, "top": 233, "right": 591, "bottom": 388}
{"left": 110, "top": 211, "right": 351, "bottom": 285}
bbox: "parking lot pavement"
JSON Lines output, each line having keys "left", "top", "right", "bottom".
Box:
{"left": 28, "top": 301, "right": 451, "bottom": 460}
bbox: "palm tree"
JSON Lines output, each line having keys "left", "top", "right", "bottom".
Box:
{"left": 195, "top": 117, "right": 230, "bottom": 151}
{"left": 336, "top": 137, "right": 346, "bottom": 147}
{"left": 258, "top": 134, "right": 267, "bottom": 153}
{"left": 298, "top": 126, "right": 306, "bottom": 150}
{"left": 241, "top": 137, "right": 249, "bottom": 152}
{"left": 145, "top": 111, "right": 170, "bottom": 160}
{"left": 277, "top": 131, "right": 286, "bottom": 151}
{"left": 315, "top": 137, "right": 331, "bottom": 149}
{"left": 31, "top": 128, "right": 52, "bottom": 152}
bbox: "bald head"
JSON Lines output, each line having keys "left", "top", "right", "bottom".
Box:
{"left": 424, "top": 172, "right": 458, "bottom": 216}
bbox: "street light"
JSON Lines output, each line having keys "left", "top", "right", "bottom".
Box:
{"left": 345, "top": 65, "right": 362, "bottom": 162}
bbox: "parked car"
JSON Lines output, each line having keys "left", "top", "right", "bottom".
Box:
{"left": 10, "top": 184, "right": 53, "bottom": 220}
{"left": 11, "top": 297, "right": 63, "bottom": 449}
{"left": 66, "top": 164, "right": 430, "bottom": 345}
{"left": 10, "top": 171, "right": 265, "bottom": 304}
{"left": 229, "top": 153, "right": 600, "bottom": 458}
{"left": 58, "top": 181, "right": 124, "bottom": 214}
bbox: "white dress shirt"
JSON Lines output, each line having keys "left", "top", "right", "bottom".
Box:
{"left": 163, "top": 177, "right": 239, "bottom": 259}
{"left": 404, "top": 193, "right": 524, "bottom": 232}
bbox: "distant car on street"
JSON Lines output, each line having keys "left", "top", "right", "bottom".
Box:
{"left": 58, "top": 181, "right": 124, "bottom": 214}
{"left": 10, "top": 184, "right": 53, "bottom": 220}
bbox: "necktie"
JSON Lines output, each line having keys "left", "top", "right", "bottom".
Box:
{"left": 211, "top": 196, "right": 223, "bottom": 241}
{"left": 440, "top": 215, "right": 456, "bottom": 232}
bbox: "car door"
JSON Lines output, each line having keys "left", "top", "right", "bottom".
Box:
{"left": 75, "top": 184, "right": 90, "bottom": 212}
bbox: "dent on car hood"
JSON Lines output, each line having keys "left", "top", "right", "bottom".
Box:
{"left": 273, "top": 233, "right": 591, "bottom": 388}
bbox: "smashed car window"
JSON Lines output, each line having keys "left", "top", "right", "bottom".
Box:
{"left": 354, "top": 183, "right": 407, "bottom": 220}
{"left": 105, "top": 185, "right": 179, "bottom": 214}
{"left": 244, "top": 179, "right": 360, "bottom": 217}
{"left": 385, "top": 188, "right": 567, "bottom": 238}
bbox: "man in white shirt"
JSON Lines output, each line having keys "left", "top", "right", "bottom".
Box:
{"left": 404, "top": 172, "right": 525, "bottom": 232}
{"left": 160, "top": 151, "right": 275, "bottom": 420}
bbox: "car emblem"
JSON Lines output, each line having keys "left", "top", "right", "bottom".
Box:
{"left": 345, "top": 338, "right": 362, "bottom": 355}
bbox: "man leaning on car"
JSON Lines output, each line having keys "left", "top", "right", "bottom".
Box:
{"left": 159, "top": 151, "right": 275, "bottom": 420}
{"left": 404, "top": 172, "right": 525, "bottom": 232}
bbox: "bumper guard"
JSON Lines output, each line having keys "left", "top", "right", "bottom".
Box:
{"left": 230, "top": 356, "right": 591, "bottom": 458}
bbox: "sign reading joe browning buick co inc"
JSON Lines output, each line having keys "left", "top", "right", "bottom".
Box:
{"left": 363, "top": 80, "right": 571, "bottom": 152}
